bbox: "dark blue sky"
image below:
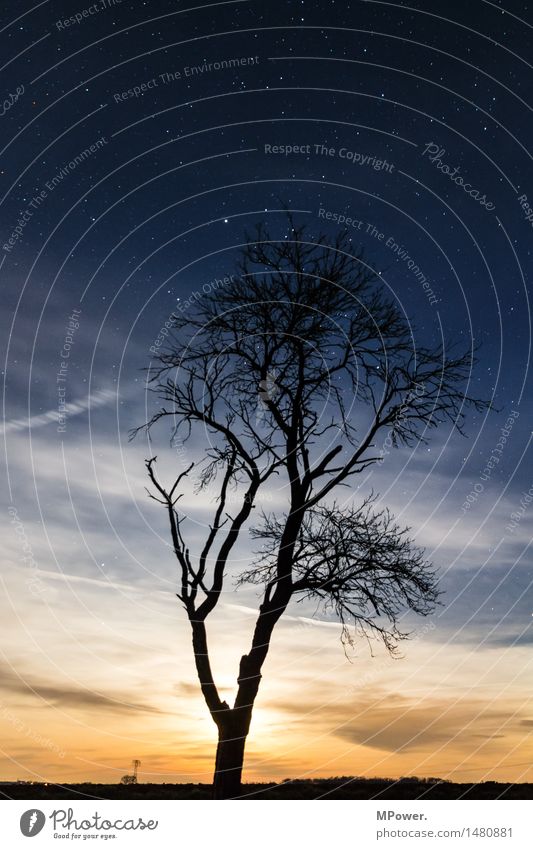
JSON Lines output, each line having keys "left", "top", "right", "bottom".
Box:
{"left": 2, "top": 0, "right": 532, "bottom": 630}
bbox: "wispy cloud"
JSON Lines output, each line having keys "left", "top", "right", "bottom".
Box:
{"left": 0, "top": 663, "right": 164, "bottom": 716}
{"left": 269, "top": 692, "right": 524, "bottom": 755}
{"left": 1, "top": 389, "right": 117, "bottom": 435}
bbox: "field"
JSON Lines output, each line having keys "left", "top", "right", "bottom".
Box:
{"left": 1, "top": 778, "right": 532, "bottom": 800}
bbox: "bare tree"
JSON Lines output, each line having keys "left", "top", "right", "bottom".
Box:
{"left": 135, "top": 217, "right": 487, "bottom": 798}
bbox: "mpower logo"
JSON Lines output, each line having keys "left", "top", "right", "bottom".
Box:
{"left": 20, "top": 810, "right": 46, "bottom": 837}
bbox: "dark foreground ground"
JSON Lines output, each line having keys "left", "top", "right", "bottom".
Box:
{"left": 1, "top": 778, "right": 532, "bottom": 800}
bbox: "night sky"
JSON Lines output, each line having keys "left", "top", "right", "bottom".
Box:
{"left": 1, "top": 0, "right": 532, "bottom": 785}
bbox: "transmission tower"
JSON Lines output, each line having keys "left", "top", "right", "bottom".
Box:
{"left": 120, "top": 759, "right": 141, "bottom": 785}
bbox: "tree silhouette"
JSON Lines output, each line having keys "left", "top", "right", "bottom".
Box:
{"left": 136, "top": 217, "right": 487, "bottom": 798}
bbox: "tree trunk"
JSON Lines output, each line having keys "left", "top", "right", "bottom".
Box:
{"left": 212, "top": 709, "right": 249, "bottom": 799}
{"left": 210, "top": 603, "right": 290, "bottom": 798}
{"left": 209, "top": 598, "right": 292, "bottom": 798}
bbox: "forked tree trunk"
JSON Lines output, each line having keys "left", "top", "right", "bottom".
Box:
{"left": 209, "top": 594, "right": 293, "bottom": 798}
{"left": 212, "top": 708, "right": 250, "bottom": 799}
